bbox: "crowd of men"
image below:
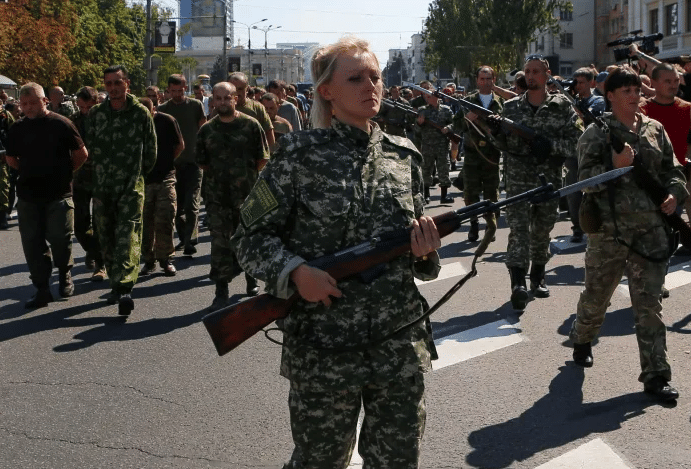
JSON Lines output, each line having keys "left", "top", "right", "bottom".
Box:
{"left": 1, "top": 45, "right": 690, "bottom": 400}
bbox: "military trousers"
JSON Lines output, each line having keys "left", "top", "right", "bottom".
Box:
{"left": 17, "top": 196, "right": 74, "bottom": 289}
{"left": 283, "top": 373, "right": 425, "bottom": 469}
{"left": 422, "top": 146, "right": 451, "bottom": 188}
{"left": 207, "top": 204, "right": 243, "bottom": 283}
{"left": 505, "top": 159, "right": 560, "bottom": 269}
{"left": 564, "top": 157, "right": 583, "bottom": 235}
{"left": 462, "top": 152, "right": 500, "bottom": 206}
{"left": 569, "top": 232, "right": 671, "bottom": 383}
{"left": 0, "top": 162, "right": 9, "bottom": 212}
{"left": 94, "top": 190, "right": 144, "bottom": 294}
{"left": 174, "top": 163, "right": 202, "bottom": 249}
{"left": 73, "top": 187, "right": 103, "bottom": 266}
{"left": 142, "top": 175, "right": 177, "bottom": 264}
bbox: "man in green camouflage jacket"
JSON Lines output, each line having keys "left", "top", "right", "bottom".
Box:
{"left": 196, "top": 82, "right": 269, "bottom": 310}
{"left": 87, "top": 65, "right": 157, "bottom": 316}
{"left": 493, "top": 55, "right": 583, "bottom": 311}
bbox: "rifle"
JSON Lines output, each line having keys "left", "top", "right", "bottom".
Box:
{"left": 547, "top": 74, "right": 691, "bottom": 249}
{"left": 381, "top": 99, "right": 462, "bottom": 144}
{"left": 202, "top": 167, "right": 632, "bottom": 356}
{"left": 403, "top": 81, "right": 538, "bottom": 143}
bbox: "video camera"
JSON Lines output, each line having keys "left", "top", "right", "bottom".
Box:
{"left": 607, "top": 30, "right": 663, "bottom": 62}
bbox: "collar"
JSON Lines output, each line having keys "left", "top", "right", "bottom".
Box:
{"left": 331, "top": 118, "right": 382, "bottom": 148}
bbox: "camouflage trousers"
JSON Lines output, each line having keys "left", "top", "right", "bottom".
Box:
{"left": 207, "top": 204, "right": 243, "bottom": 283}
{"left": 283, "top": 373, "right": 425, "bottom": 469}
{"left": 462, "top": 152, "right": 500, "bottom": 207}
{"left": 174, "top": 163, "right": 202, "bottom": 249}
{"left": 73, "top": 187, "right": 103, "bottom": 266}
{"left": 504, "top": 158, "right": 560, "bottom": 269}
{"left": 569, "top": 232, "right": 671, "bottom": 383}
{"left": 17, "top": 197, "right": 74, "bottom": 289}
{"left": 422, "top": 146, "right": 451, "bottom": 188}
{"left": 142, "top": 175, "right": 177, "bottom": 263}
{"left": 0, "top": 162, "right": 8, "bottom": 211}
{"left": 94, "top": 190, "right": 144, "bottom": 294}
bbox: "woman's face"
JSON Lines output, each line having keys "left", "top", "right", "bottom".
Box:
{"left": 607, "top": 85, "right": 641, "bottom": 116}
{"left": 318, "top": 50, "right": 383, "bottom": 131}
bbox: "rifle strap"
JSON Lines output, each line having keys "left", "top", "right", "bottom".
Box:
{"left": 465, "top": 117, "right": 499, "bottom": 166}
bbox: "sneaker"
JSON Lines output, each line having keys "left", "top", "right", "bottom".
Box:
{"left": 91, "top": 265, "right": 107, "bottom": 282}
{"left": 160, "top": 260, "right": 176, "bottom": 277}
{"left": 118, "top": 294, "right": 134, "bottom": 316}
{"left": 140, "top": 261, "right": 157, "bottom": 275}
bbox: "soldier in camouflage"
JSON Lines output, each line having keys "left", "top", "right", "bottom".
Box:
{"left": 374, "top": 85, "right": 412, "bottom": 137}
{"left": 196, "top": 82, "right": 269, "bottom": 309}
{"left": 569, "top": 68, "right": 686, "bottom": 401}
{"left": 48, "top": 86, "right": 76, "bottom": 118}
{"left": 416, "top": 82, "right": 455, "bottom": 204}
{"left": 87, "top": 65, "right": 157, "bottom": 316}
{"left": 230, "top": 38, "right": 441, "bottom": 469}
{"left": 492, "top": 55, "right": 583, "bottom": 311}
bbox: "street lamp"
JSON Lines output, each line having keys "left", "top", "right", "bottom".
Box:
{"left": 254, "top": 24, "right": 281, "bottom": 84}
{"left": 232, "top": 18, "right": 267, "bottom": 77}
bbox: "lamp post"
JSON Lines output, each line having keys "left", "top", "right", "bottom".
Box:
{"left": 254, "top": 24, "right": 281, "bottom": 84}
{"left": 232, "top": 18, "right": 267, "bottom": 77}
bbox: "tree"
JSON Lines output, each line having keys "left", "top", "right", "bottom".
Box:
{"left": 424, "top": 0, "right": 572, "bottom": 81}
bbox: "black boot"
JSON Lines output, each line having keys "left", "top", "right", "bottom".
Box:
{"left": 0, "top": 211, "right": 8, "bottom": 230}
{"left": 424, "top": 186, "right": 430, "bottom": 204}
{"left": 118, "top": 293, "right": 134, "bottom": 316}
{"left": 508, "top": 267, "right": 529, "bottom": 311}
{"left": 573, "top": 341, "right": 593, "bottom": 367}
{"left": 529, "top": 263, "right": 550, "bottom": 298}
{"left": 58, "top": 269, "right": 74, "bottom": 298}
{"left": 245, "top": 273, "right": 260, "bottom": 296}
{"left": 25, "top": 287, "right": 54, "bottom": 309}
{"left": 440, "top": 186, "right": 454, "bottom": 204}
{"left": 467, "top": 220, "right": 479, "bottom": 242}
{"left": 209, "top": 281, "right": 229, "bottom": 311}
{"left": 644, "top": 376, "right": 679, "bottom": 401}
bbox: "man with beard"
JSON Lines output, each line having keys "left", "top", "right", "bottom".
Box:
{"left": 195, "top": 82, "right": 269, "bottom": 310}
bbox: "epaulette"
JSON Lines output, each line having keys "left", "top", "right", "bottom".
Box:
{"left": 382, "top": 132, "right": 423, "bottom": 157}
{"left": 279, "top": 128, "right": 332, "bottom": 153}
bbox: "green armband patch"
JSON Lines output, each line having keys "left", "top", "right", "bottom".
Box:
{"left": 241, "top": 179, "right": 279, "bottom": 227}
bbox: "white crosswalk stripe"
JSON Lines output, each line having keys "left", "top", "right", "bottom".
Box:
{"left": 415, "top": 261, "right": 468, "bottom": 285}
{"left": 617, "top": 259, "right": 691, "bottom": 296}
{"left": 535, "top": 438, "right": 632, "bottom": 469}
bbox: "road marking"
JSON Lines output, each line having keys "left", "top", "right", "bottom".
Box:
{"left": 347, "top": 412, "right": 364, "bottom": 467}
{"left": 550, "top": 235, "right": 587, "bottom": 254}
{"left": 415, "top": 261, "right": 468, "bottom": 286}
{"left": 535, "top": 438, "right": 631, "bottom": 469}
{"left": 617, "top": 261, "right": 691, "bottom": 296}
{"left": 432, "top": 319, "right": 523, "bottom": 371}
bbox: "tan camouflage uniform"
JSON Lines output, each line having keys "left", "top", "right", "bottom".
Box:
{"left": 417, "top": 103, "right": 454, "bottom": 188}
{"left": 87, "top": 93, "right": 157, "bottom": 294}
{"left": 569, "top": 113, "right": 688, "bottom": 383}
{"left": 230, "top": 120, "right": 440, "bottom": 468}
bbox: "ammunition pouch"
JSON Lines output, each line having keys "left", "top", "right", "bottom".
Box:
{"left": 579, "top": 193, "right": 602, "bottom": 233}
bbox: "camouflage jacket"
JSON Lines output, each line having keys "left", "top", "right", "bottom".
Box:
{"left": 376, "top": 96, "right": 412, "bottom": 137}
{"left": 578, "top": 113, "right": 688, "bottom": 249}
{"left": 417, "top": 102, "right": 453, "bottom": 152}
{"left": 230, "top": 120, "right": 441, "bottom": 389}
{"left": 50, "top": 101, "right": 76, "bottom": 119}
{"left": 451, "top": 91, "right": 504, "bottom": 163}
{"left": 496, "top": 92, "right": 582, "bottom": 165}
{"left": 195, "top": 113, "right": 269, "bottom": 210}
{"left": 87, "top": 93, "right": 157, "bottom": 196}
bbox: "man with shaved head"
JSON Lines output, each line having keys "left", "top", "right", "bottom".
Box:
{"left": 48, "top": 86, "right": 75, "bottom": 118}
{"left": 195, "top": 82, "right": 269, "bottom": 310}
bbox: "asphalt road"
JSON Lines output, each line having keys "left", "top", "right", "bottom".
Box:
{"left": 2, "top": 179, "right": 691, "bottom": 469}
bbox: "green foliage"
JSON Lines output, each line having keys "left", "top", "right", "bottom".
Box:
{"left": 425, "top": 0, "right": 572, "bottom": 81}
{"left": 155, "top": 55, "right": 199, "bottom": 90}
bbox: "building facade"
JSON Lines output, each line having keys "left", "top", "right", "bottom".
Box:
{"left": 627, "top": 0, "right": 691, "bottom": 60}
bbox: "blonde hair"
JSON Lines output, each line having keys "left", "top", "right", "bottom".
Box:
{"left": 310, "top": 36, "right": 380, "bottom": 129}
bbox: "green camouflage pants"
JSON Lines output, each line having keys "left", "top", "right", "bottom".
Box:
{"left": 94, "top": 190, "right": 144, "bottom": 294}
{"left": 505, "top": 158, "right": 560, "bottom": 269}
{"left": 207, "top": 204, "right": 243, "bottom": 283}
{"left": 0, "top": 162, "right": 8, "bottom": 212}
{"left": 174, "top": 163, "right": 202, "bottom": 248}
{"left": 142, "top": 176, "right": 177, "bottom": 263}
{"left": 569, "top": 231, "right": 671, "bottom": 383}
{"left": 422, "top": 146, "right": 451, "bottom": 188}
{"left": 283, "top": 373, "right": 425, "bottom": 469}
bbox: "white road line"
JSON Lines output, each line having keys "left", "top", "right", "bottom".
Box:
{"left": 432, "top": 319, "right": 524, "bottom": 371}
{"left": 415, "top": 261, "right": 468, "bottom": 286}
{"left": 347, "top": 411, "right": 364, "bottom": 467}
{"left": 617, "top": 261, "right": 691, "bottom": 296}
{"left": 535, "top": 438, "right": 631, "bottom": 469}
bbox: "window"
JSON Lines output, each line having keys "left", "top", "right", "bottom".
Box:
{"left": 560, "top": 9, "right": 573, "bottom": 21}
{"left": 666, "top": 3, "right": 678, "bottom": 36}
{"left": 560, "top": 64, "right": 573, "bottom": 76}
{"left": 650, "top": 8, "right": 659, "bottom": 34}
{"left": 560, "top": 33, "right": 573, "bottom": 49}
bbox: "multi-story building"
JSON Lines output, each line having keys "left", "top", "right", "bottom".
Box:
{"left": 276, "top": 43, "right": 319, "bottom": 82}
{"left": 178, "top": 0, "right": 233, "bottom": 51}
{"left": 595, "top": 0, "right": 630, "bottom": 66}
{"left": 626, "top": 0, "right": 691, "bottom": 61}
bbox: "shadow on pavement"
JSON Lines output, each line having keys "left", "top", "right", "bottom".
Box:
{"left": 557, "top": 306, "right": 635, "bottom": 338}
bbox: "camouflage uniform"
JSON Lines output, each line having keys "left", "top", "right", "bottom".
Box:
{"left": 451, "top": 92, "right": 504, "bottom": 208}
{"left": 87, "top": 94, "right": 157, "bottom": 294}
{"left": 417, "top": 103, "right": 453, "bottom": 188}
{"left": 196, "top": 114, "right": 269, "bottom": 283}
{"left": 569, "top": 113, "right": 687, "bottom": 383}
{"left": 230, "top": 120, "right": 440, "bottom": 468}
{"left": 50, "top": 101, "right": 76, "bottom": 119}
{"left": 376, "top": 96, "right": 412, "bottom": 137}
{"left": 496, "top": 92, "right": 582, "bottom": 269}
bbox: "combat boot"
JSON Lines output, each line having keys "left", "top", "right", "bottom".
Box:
{"left": 508, "top": 266, "right": 529, "bottom": 311}
{"left": 209, "top": 281, "right": 229, "bottom": 311}
{"left": 467, "top": 220, "right": 479, "bottom": 242}
{"left": 118, "top": 293, "right": 134, "bottom": 316}
{"left": 424, "top": 186, "right": 430, "bottom": 204}
{"left": 440, "top": 187, "right": 454, "bottom": 204}
{"left": 245, "top": 273, "right": 260, "bottom": 296}
{"left": 25, "top": 287, "right": 53, "bottom": 309}
{"left": 644, "top": 376, "right": 679, "bottom": 401}
{"left": 58, "top": 269, "right": 74, "bottom": 298}
{"left": 572, "top": 341, "right": 593, "bottom": 367}
{"left": 0, "top": 211, "right": 8, "bottom": 230}
{"left": 529, "top": 263, "right": 550, "bottom": 298}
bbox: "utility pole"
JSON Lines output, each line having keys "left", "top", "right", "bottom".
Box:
{"left": 222, "top": 0, "right": 228, "bottom": 81}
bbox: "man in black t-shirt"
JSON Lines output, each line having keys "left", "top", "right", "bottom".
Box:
{"left": 138, "top": 97, "right": 184, "bottom": 276}
{"left": 5, "top": 83, "right": 88, "bottom": 308}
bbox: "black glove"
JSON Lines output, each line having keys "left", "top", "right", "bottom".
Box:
{"left": 530, "top": 135, "right": 552, "bottom": 161}
{"left": 485, "top": 115, "right": 502, "bottom": 134}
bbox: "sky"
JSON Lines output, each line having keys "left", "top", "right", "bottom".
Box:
{"left": 135, "top": 0, "right": 430, "bottom": 68}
